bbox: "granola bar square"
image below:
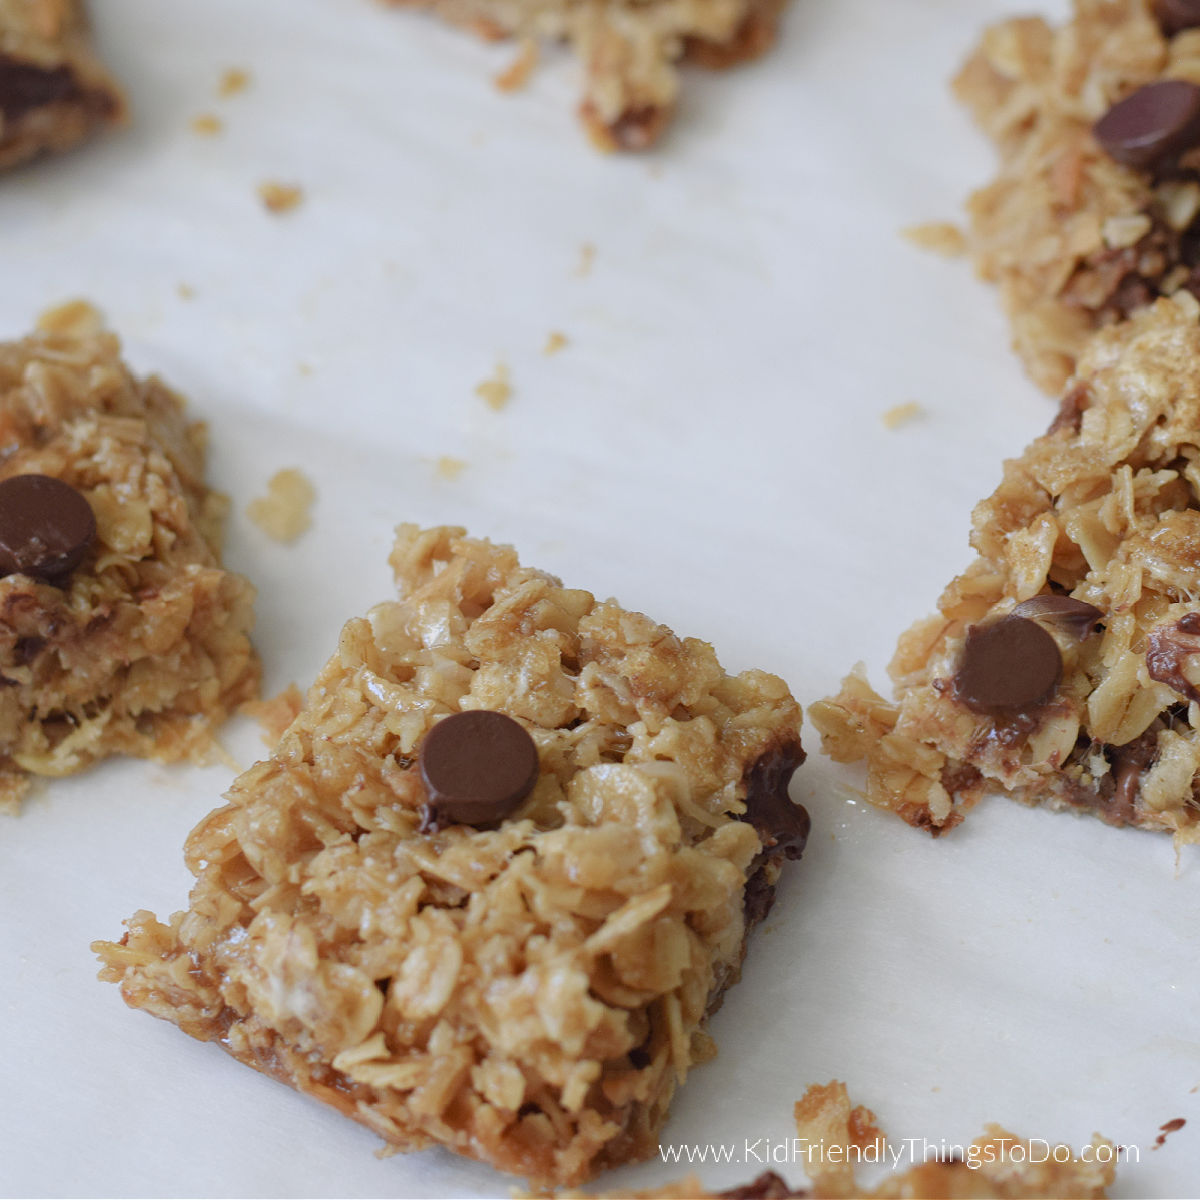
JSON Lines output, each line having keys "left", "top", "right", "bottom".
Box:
{"left": 95, "top": 525, "right": 807, "bottom": 1187}
{"left": 381, "top": 0, "right": 783, "bottom": 150}
{"left": 812, "top": 295, "right": 1200, "bottom": 846}
{"left": 0, "top": 323, "right": 258, "bottom": 810}
{"left": 0, "top": 0, "right": 125, "bottom": 170}
{"left": 953, "top": 0, "right": 1200, "bottom": 393}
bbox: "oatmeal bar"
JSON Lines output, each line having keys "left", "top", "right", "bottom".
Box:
{"left": 380, "top": 0, "right": 783, "bottom": 150}
{"left": 550, "top": 1081, "right": 1116, "bottom": 1197}
{"left": 0, "top": 0, "right": 125, "bottom": 170}
{"left": 0, "top": 324, "right": 258, "bottom": 811}
{"left": 952, "top": 0, "right": 1200, "bottom": 393}
{"left": 811, "top": 295, "right": 1200, "bottom": 844}
{"left": 94, "top": 525, "right": 808, "bottom": 1187}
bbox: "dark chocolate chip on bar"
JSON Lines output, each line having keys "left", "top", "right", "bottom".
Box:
{"left": 0, "top": 474, "right": 96, "bottom": 582}
{"left": 1011, "top": 595, "right": 1104, "bottom": 640}
{"left": 953, "top": 617, "right": 1062, "bottom": 716}
{"left": 1093, "top": 79, "right": 1200, "bottom": 169}
{"left": 418, "top": 708, "right": 539, "bottom": 830}
{"left": 1155, "top": 0, "right": 1200, "bottom": 35}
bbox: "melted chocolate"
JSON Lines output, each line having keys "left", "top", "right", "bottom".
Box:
{"left": 740, "top": 740, "right": 809, "bottom": 859}
{"left": 718, "top": 1171, "right": 806, "bottom": 1199}
{"left": 1048, "top": 384, "right": 1090, "bottom": 435}
{"left": 1156, "top": 0, "right": 1200, "bottom": 35}
{"left": 0, "top": 55, "right": 77, "bottom": 121}
{"left": 1145, "top": 617, "right": 1200, "bottom": 703}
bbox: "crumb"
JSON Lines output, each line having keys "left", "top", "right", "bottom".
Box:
{"left": 1154, "top": 1118, "right": 1186, "bottom": 1148}
{"left": 177, "top": 283, "right": 195, "bottom": 301}
{"left": 190, "top": 113, "right": 223, "bottom": 136}
{"left": 258, "top": 182, "right": 304, "bottom": 214}
{"left": 475, "top": 362, "right": 512, "bottom": 411}
{"left": 242, "top": 684, "right": 304, "bottom": 746}
{"left": 543, "top": 331, "right": 568, "bottom": 356}
{"left": 495, "top": 38, "right": 538, "bottom": 92}
{"left": 36, "top": 299, "right": 103, "bottom": 337}
{"left": 881, "top": 401, "right": 923, "bottom": 430}
{"left": 435, "top": 455, "right": 467, "bottom": 481}
{"left": 575, "top": 242, "right": 595, "bottom": 278}
{"left": 901, "top": 221, "right": 967, "bottom": 257}
{"left": 297, "top": 362, "right": 313, "bottom": 376}
{"left": 219, "top": 68, "right": 251, "bottom": 98}
{"left": 246, "top": 468, "right": 316, "bottom": 543}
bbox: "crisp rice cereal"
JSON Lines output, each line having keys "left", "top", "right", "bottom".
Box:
{"left": 95, "top": 525, "right": 808, "bottom": 1188}
{"left": 812, "top": 296, "right": 1200, "bottom": 846}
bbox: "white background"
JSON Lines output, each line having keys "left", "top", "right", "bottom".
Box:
{"left": 0, "top": 1, "right": 1195, "bottom": 1196}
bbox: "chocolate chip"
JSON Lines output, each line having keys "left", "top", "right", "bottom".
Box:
{"left": 13, "top": 636, "right": 44, "bottom": 665}
{"left": 718, "top": 1173, "right": 803, "bottom": 1200}
{"left": 1156, "top": 0, "right": 1200, "bottom": 34}
{"left": 1145, "top": 616, "right": 1200, "bottom": 701}
{"left": 1047, "top": 384, "right": 1090, "bottom": 435}
{"left": 0, "top": 475, "right": 96, "bottom": 582}
{"left": 1093, "top": 80, "right": 1200, "bottom": 169}
{"left": 740, "top": 741, "right": 809, "bottom": 859}
{"left": 1011, "top": 594, "right": 1104, "bottom": 640}
{"left": 417, "top": 710, "right": 538, "bottom": 830}
{"left": 742, "top": 860, "right": 779, "bottom": 929}
{"left": 0, "top": 56, "right": 77, "bottom": 121}
{"left": 1110, "top": 759, "right": 1142, "bottom": 822}
{"left": 627, "top": 1046, "right": 651, "bottom": 1070}
{"left": 953, "top": 617, "right": 1062, "bottom": 715}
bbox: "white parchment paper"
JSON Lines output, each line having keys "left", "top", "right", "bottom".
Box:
{"left": 0, "top": 1, "right": 1195, "bottom": 1196}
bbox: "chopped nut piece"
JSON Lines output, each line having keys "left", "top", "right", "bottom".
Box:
{"left": 246, "top": 468, "right": 316, "bottom": 543}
